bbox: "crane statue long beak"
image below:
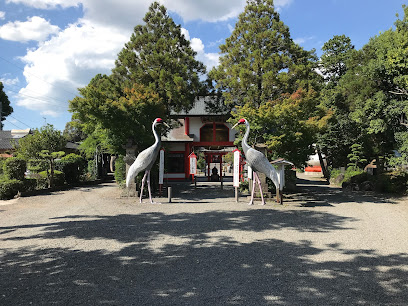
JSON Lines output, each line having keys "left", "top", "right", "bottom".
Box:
{"left": 231, "top": 122, "right": 239, "bottom": 130}
{"left": 163, "top": 122, "right": 170, "bottom": 128}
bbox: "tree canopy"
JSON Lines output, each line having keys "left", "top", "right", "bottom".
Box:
{"left": 112, "top": 1, "right": 205, "bottom": 114}
{"left": 210, "top": 0, "right": 326, "bottom": 166}
{"left": 0, "top": 82, "right": 13, "bottom": 129}
{"left": 16, "top": 124, "right": 66, "bottom": 160}
{"left": 317, "top": 5, "right": 408, "bottom": 170}
{"left": 69, "top": 2, "right": 206, "bottom": 155}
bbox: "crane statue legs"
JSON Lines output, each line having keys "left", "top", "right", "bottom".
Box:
{"left": 232, "top": 118, "right": 280, "bottom": 205}
{"left": 126, "top": 118, "right": 169, "bottom": 204}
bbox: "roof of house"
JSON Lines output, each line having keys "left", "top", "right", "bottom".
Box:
{"left": 161, "top": 120, "right": 193, "bottom": 142}
{"left": 0, "top": 129, "right": 32, "bottom": 150}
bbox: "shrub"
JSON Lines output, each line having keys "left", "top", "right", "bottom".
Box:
{"left": 56, "top": 159, "right": 84, "bottom": 184}
{"left": 375, "top": 171, "right": 408, "bottom": 194}
{"left": 4, "top": 157, "right": 26, "bottom": 180}
{"left": 28, "top": 159, "right": 48, "bottom": 173}
{"left": 22, "top": 178, "right": 37, "bottom": 192}
{"left": 343, "top": 167, "right": 365, "bottom": 183}
{"left": 0, "top": 179, "right": 23, "bottom": 200}
{"left": 37, "top": 170, "right": 65, "bottom": 188}
{"left": 87, "top": 159, "right": 97, "bottom": 180}
{"left": 61, "top": 153, "right": 86, "bottom": 173}
{"left": 114, "top": 155, "right": 126, "bottom": 185}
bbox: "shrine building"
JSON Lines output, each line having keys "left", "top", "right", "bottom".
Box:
{"left": 162, "top": 96, "right": 238, "bottom": 180}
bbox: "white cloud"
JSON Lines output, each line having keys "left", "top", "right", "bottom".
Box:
{"left": 8, "top": 0, "right": 298, "bottom": 117}
{"left": 0, "top": 16, "right": 60, "bottom": 42}
{"left": 294, "top": 36, "right": 315, "bottom": 45}
{"left": 17, "top": 19, "right": 129, "bottom": 116}
{"left": 5, "top": 0, "right": 81, "bottom": 9}
{"left": 161, "top": 0, "right": 246, "bottom": 22}
{"left": 0, "top": 11, "right": 5, "bottom": 20}
{"left": 0, "top": 76, "right": 19, "bottom": 86}
{"left": 181, "top": 29, "right": 220, "bottom": 71}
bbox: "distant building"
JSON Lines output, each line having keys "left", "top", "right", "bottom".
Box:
{"left": 162, "top": 96, "right": 238, "bottom": 180}
{"left": 0, "top": 129, "right": 32, "bottom": 157}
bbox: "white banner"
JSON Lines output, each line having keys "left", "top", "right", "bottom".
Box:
{"left": 159, "top": 149, "right": 164, "bottom": 184}
{"left": 233, "top": 150, "right": 240, "bottom": 187}
{"left": 189, "top": 153, "right": 197, "bottom": 175}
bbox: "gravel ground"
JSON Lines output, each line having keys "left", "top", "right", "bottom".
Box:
{"left": 0, "top": 175, "right": 407, "bottom": 305}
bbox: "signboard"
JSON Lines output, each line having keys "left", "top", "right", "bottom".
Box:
{"left": 189, "top": 152, "right": 197, "bottom": 175}
{"left": 248, "top": 165, "right": 253, "bottom": 180}
{"left": 159, "top": 149, "right": 164, "bottom": 185}
{"left": 233, "top": 149, "right": 240, "bottom": 187}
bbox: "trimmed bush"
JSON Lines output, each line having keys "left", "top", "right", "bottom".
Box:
{"left": 28, "top": 159, "right": 48, "bottom": 173}
{"left": 4, "top": 157, "right": 26, "bottom": 180}
{"left": 0, "top": 179, "right": 23, "bottom": 200}
{"left": 56, "top": 159, "right": 82, "bottom": 184}
{"left": 22, "top": 178, "right": 37, "bottom": 192}
{"left": 37, "top": 170, "right": 65, "bottom": 188}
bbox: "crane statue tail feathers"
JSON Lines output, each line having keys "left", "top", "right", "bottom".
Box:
{"left": 268, "top": 164, "right": 280, "bottom": 191}
{"left": 126, "top": 161, "right": 143, "bottom": 188}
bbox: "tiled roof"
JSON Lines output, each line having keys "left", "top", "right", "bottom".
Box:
{"left": 0, "top": 129, "right": 32, "bottom": 150}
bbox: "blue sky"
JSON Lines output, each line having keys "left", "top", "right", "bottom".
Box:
{"left": 0, "top": 0, "right": 406, "bottom": 132}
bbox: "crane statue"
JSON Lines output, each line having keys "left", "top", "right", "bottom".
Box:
{"left": 232, "top": 118, "right": 280, "bottom": 205}
{"left": 126, "top": 118, "right": 169, "bottom": 204}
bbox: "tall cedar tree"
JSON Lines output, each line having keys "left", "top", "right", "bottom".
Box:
{"left": 210, "top": 0, "right": 320, "bottom": 108}
{"left": 210, "top": 0, "right": 326, "bottom": 166}
{"left": 112, "top": 2, "right": 205, "bottom": 114}
{"left": 0, "top": 82, "right": 13, "bottom": 129}
{"left": 317, "top": 35, "right": 359, "bottom": 168}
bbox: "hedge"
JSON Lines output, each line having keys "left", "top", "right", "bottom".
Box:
{"left": 0, "top": 179, "right": 23, "bottom": 200}
{"left": 4, "top": 157, "right": 26, "bottom": 180}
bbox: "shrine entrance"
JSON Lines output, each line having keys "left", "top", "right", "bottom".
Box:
{"left": 193, "top": 147, "right": 235, "bottom": 182}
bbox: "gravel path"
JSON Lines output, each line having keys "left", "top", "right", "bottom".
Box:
{"left": 0, "top": 177, "right": 407, "bottom": 305}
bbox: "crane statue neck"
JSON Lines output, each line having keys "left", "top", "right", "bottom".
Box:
{"left": 242, "top": 122, "right": 251, "bottom": 156}
{"left": 152, "top": 121, "right": 161, "bottom": 146}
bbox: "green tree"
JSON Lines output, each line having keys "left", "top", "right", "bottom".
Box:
{"left": 70, "top": 76, "right": 165, "bottom": 155}
{"left": 16, "top": 124, "right": 66, "bottom": 160}
{"left": 347, "top": 143, "right": 367, "bottom": 170}
{"left": 112, "top": 1, "right": 205, "bottom": 114}
{"left": 211, "top": 0, "right": 325, "bottom": 166}
{"left": 63, "top": 119, "right": 87, "bottom": 143}
{"left": 232, "top": 89, "right": 330, "bottom": 167}
{"left": 320, "top": 35, "right": 355, "bottom": 85}
{"left": 210, "top": 0, "right": 321, "bottom": 108}
{"left": 39, "top": 150, "right": 65, "bottom": 188}
{"left": 0, "top": 82, "right": 13, "bottom": 129}
{"left": 318, "top": 6, "right": 408, "bottom": 171}
{"left": 317, "top": 35, "right": 360, "bottom": 168}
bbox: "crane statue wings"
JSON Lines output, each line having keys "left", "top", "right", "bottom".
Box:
{"left": 232, "top": 118, "right": 280, "bottom": 205}
{"left": 126, "top": 118, "right": 169, "bottom": 204}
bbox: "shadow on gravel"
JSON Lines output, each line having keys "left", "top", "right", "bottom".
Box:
{"left": 1, "top": 209, "right": 407, "bottom": 305}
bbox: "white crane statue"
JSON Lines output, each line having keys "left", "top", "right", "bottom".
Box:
{"left": 126, "top": 118, "right": 169, "bottom": 204}
{"left": 232, "top": 118, "right": 280, "bottom": 205}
